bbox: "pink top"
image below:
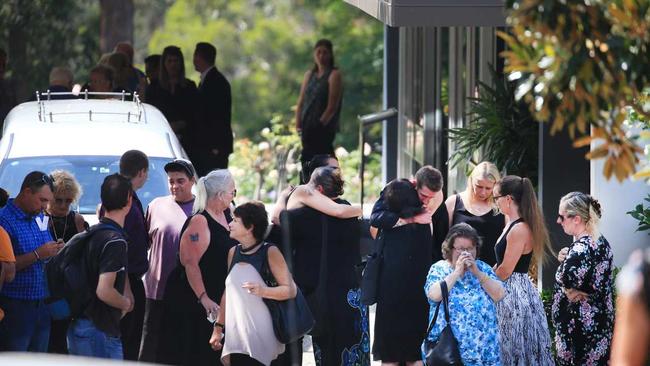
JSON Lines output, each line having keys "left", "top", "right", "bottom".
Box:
{"left": 143, "top": 195, "right": 194, "bottom": 300}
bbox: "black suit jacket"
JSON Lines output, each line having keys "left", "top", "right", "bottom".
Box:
{"left": 197, "top": 67, "right": 233, "bottom": 155}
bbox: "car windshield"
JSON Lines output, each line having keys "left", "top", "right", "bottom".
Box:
{"left": 0, "top": 156, "right": 171, "bottom": 214}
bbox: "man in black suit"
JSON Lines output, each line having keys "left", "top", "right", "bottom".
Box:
{"left": 191, "top": 42, "right": 233, "bottom": 175}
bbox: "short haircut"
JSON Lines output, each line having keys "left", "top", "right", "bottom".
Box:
{"left": 49, "top": 66, "right": 73, "bottom": 86}
{"left": 385, "top": 179, "right": 423, "bottom": 218}
{"left": 415, "top": 165, "right": 443, "bottom": 192}
{"left": 119, "top": 150, "right": 149, "bottom": 178}
{"left": 50, "top": 170, "right": 82, "bottom": 202}
{"left": 101, "top": 173, "right": 132, "bottom": 211}
{"left": 90, "top": 64, "right": 114, "bottom": 85}
{"left": 233, "top": 201, "right": 269, "bottom": 243}
{"left": 310, "top": 166, "right": 344, "bottom": 198}
{"left": 440, "top": 223, "right": 482, "bottom": 260}
{"left": 195, "top": 42, "right": 216, "bottom": 65}
{"left": 144, "top": 54, "right": 161, "bottom": 67}
{"left": 20, "top": 171, "right": 54, "bottom": 193}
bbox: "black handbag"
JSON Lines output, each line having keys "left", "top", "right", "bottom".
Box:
{"left": 360, "top": 230, "right": 384, "bottom": 306}
{"left": 422, "top": 280, "right": 463, "bottom": 366}
{"left": 260, "top": 245, "right": 315, "bottom": 344}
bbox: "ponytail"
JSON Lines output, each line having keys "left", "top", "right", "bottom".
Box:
{"left": 193, "top": 176, "right": 208, "bottom": 214}
{"left": 519, "top": 177, "right": 552, "bottom": 265}
{"left": 561, "top": 192, "right": 602, "bottom": 237}
{"left": 497, "top": 175, "right": 553, "bottom": 264}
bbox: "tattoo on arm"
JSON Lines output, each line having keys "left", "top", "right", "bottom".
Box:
{"left": 190, "top": 233, "right": 199, "bottom": 242}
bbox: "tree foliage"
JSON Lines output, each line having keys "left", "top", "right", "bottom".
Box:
{"left": 501, "top": 0, "right": 649, "bottom": 181}
{"left": 0, "top": 0, "right": 100, "bottom": 99}
{"left": 147, "top": 0, "right": 383, "bottom": 150}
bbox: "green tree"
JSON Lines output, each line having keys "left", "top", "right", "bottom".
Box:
{"left": 0, "top": 0, "right": 100, "bottom": 100}
{"left": 501, "top": 0, "right": 649, "bottom": 181}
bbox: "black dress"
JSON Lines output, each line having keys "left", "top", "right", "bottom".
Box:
{"left": 158, "top": 210, "right": 236, "bottom": 366}
{"left": 298, "top": 69, "right": 341, "bottom": 181}
{"left": 451, "top": 195, "right": 505, "bottom": 266}
{"left": 278, "top": 201, "right": 370, "bottom": 366}
{"left": 47, "top": 211, "right": 87, "bottom": 355}
{"left": 372, "top": 223, "right": 432, "bottom": 362}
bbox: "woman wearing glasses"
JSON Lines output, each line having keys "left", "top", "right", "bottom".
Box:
{"left": 159, "top": 169, "right": 238, "bottom": 366}
{"left": 46, "top": 170, "right": 88, "bottom": 355}
{"left": 492, "top": 176, "right": 554, "bottom": 365}
{"left": 552, "top": 192, "right": 614, "bottom": 366}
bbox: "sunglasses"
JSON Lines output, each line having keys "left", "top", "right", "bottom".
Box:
{"left": 557, "top": 214, "right": 575, "bottom": 222}
{"left": 29, "top": 174, "right": 54, "bottom": 191}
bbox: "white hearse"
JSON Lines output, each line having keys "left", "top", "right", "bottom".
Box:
{"left": 0, "top": 92, "right": 187, "bottom": 223}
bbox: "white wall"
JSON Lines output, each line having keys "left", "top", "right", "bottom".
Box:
{"left": 591, "top": 132, "right": 650, "bottom": 268}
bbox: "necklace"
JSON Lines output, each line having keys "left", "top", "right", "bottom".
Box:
{"left": 50, "top": 214, "right": 68, "bottom": 242}
{"left": 240, "top": 241, "right": 263, "bottom": 254}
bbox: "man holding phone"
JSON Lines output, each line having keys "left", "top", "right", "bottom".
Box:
{"left": 0, "top": 171, "right": 61, "bottom": 352}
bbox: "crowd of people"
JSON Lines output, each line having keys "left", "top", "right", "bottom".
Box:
{"left": 0, "top": 37, "right": 648, "bottom": 366}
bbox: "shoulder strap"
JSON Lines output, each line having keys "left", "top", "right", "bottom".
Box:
{"left": 426, "top": 280, "right": 451, "bottom": 335}
{"left": 227, "top": 245, "right": 242, "bottom": 273}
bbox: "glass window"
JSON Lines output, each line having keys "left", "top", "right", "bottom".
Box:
{"left": 0, "top": 156, "right": 171, "bottom": 214}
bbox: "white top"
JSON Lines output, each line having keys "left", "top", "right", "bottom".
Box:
{"left": 221, "top": 263, "right": 284, "bottom": 366}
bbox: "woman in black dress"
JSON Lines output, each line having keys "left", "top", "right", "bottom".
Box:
{"left": 440, "top": 161, "right": 505, "bottom": 266}
{"left": 46, "top": 170, "right": 88, "bottom": 354}
{"left": 280, "top": 166, "right": 368, "bottom": 366}
{"left": 145, "top": 46, "right": 198, "bottom": 154}
{"left": 372, "top": 179, "right": 431, "bottom": 365}
{"left": 295, "top": 39, "right": 343, "bottom": 183}
{"left": 158, "top": 169, "right": 237, "bottom": 365}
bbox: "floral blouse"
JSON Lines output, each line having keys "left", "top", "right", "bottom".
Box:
{"left": 552, "top": 235, "right": 614, "bottom": 366}
{"left": 422, "top": 260, "right": 501, "bottom": 366}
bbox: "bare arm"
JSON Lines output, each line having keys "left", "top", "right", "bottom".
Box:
{"left": 494, "top": 224, "right": 529, "bottom": 281}
{"left": 295, "top": 71, "right": 311, "bottom": 130}
{"left": 445, "top": 195, "right": 456, "bottom": 229}
{"left": 96, "top": 272, "right": 131, "bottom": 311}
{"left": 271, "top": 185, "right": 294, "bottom": 225}
{"left": 179, "top": 215, "right": 216, "bottom": 313}
{"left": 428, "top": 265, "right": 464, "bottom": 303}
{"left": 289, "top": 186, "right": 361, "bottom": 218}
{"left": 320, "top": 70, "right": 342, "bottom": 125}
{"left": 468, "top": 256, "right": 505, "bottom": 302}
{"left": 15, "top": 241, "right": 63, "bottom": 271}
{"left": 74, "top": 213, "right": 88, "bottom": 233}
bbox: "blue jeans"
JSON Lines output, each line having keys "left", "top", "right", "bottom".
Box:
{"left": 0, "top": 296, "right": 51, "bottom": 352}
{"left": 67, "top": 318, "right": 123, "bottom": 359}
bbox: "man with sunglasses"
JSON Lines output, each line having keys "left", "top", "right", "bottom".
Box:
{"left": 0, "top": 171, "right": 62, "bottom": 352}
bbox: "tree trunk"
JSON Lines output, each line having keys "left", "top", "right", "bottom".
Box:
{"left": 100, "top": 0, "right": 134, "bottom": 53}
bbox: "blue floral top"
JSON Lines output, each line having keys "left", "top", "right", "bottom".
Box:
{"left": 422, "top": 260, "right": 502, "bottom": 366}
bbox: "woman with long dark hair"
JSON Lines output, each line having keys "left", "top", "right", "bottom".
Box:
{"left": 295, "top": 39, "right": 343, "bottom": 183}
{"left": 145, "top": 46, "right": 198, "bottom": 152}
{"left": 492, "top": 176, "right": 554, "bottom": 365}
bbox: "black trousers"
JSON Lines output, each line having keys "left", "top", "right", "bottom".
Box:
{"left": 138, "top": 298, "right": 164, "bottom": 362}
{"left": 271, "top": 338, "right": 302, "bottom": 366}
{"left": 230, "top": 353, "right": 265, "bottom": 366}
{"left": 121, "top": 274, "right": 145, "bottom": 360}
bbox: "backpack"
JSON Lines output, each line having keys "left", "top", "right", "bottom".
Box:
{"left": 46, "top": 223, "right": 120, "bottom": 319}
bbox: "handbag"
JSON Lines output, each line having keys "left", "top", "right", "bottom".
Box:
{"left": 422, "top": 280, "right": 463, "bottom": 366}
{"left": 360, "top": 230, "right": 385, "bottom": 306}
{"left": 260, "top": 244, "right": 315, "bottom": 344}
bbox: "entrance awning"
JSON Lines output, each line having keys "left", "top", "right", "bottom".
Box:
{"left": 343, "top": 0, "right": 506, "bottom": 27}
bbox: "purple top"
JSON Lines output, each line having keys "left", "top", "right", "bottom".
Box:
{"left": 143, "top": 195, "right": 194, "bottom": 300}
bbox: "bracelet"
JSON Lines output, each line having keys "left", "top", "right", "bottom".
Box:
{"left": 214, "top": 322, "right": 224, "bottom": 329}
{"left": 197, "top": 291, "right": 206, "bottom": 303}
{"left": 33, "top": 250, "right": 41, "bottom": 261}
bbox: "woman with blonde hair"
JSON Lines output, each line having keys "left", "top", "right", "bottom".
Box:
{"left": 46, "top": 170, "right": 89, "bottom": 354}
{"left": 492, "top": 175, "right": 554, "bottom": 365}
{"left": 552, "top": 192, "right": 614, "bottom": 366}
{"left": 159, "top": 169, "right": 238, "bottom": 365}
{"left": 442, "top": 161, "right": 505, "bottom": 266}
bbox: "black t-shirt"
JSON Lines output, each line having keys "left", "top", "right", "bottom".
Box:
{"left": 83, "top": 218, "right": 129, "bottom": 337}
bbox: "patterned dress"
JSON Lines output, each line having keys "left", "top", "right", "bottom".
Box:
{"left": 423, "top": 260, "right": 501, "bottom": 366}
{"left": 552, "top": 235, "right": 614, "bottom": 366}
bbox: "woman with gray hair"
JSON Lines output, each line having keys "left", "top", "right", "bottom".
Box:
{"left": 423, "top": 222, "right": 504, "bottom": 365}
{"left": 158, "top": 169, "right": 238, "bottom": 366}
{"left": 552, "top": 192, "right": 614, "bottom": 366}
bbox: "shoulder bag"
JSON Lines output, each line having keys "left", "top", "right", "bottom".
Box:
{"left": 422, "top": 280, "right": 463, "bottom": 366}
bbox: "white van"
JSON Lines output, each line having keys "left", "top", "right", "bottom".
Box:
{"left": 0, "top": 92, "right": 187, "bottom": 223}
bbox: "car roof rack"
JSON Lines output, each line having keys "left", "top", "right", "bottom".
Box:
{"left": 34, "top": 90, "right": 145, "bottom": 124}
